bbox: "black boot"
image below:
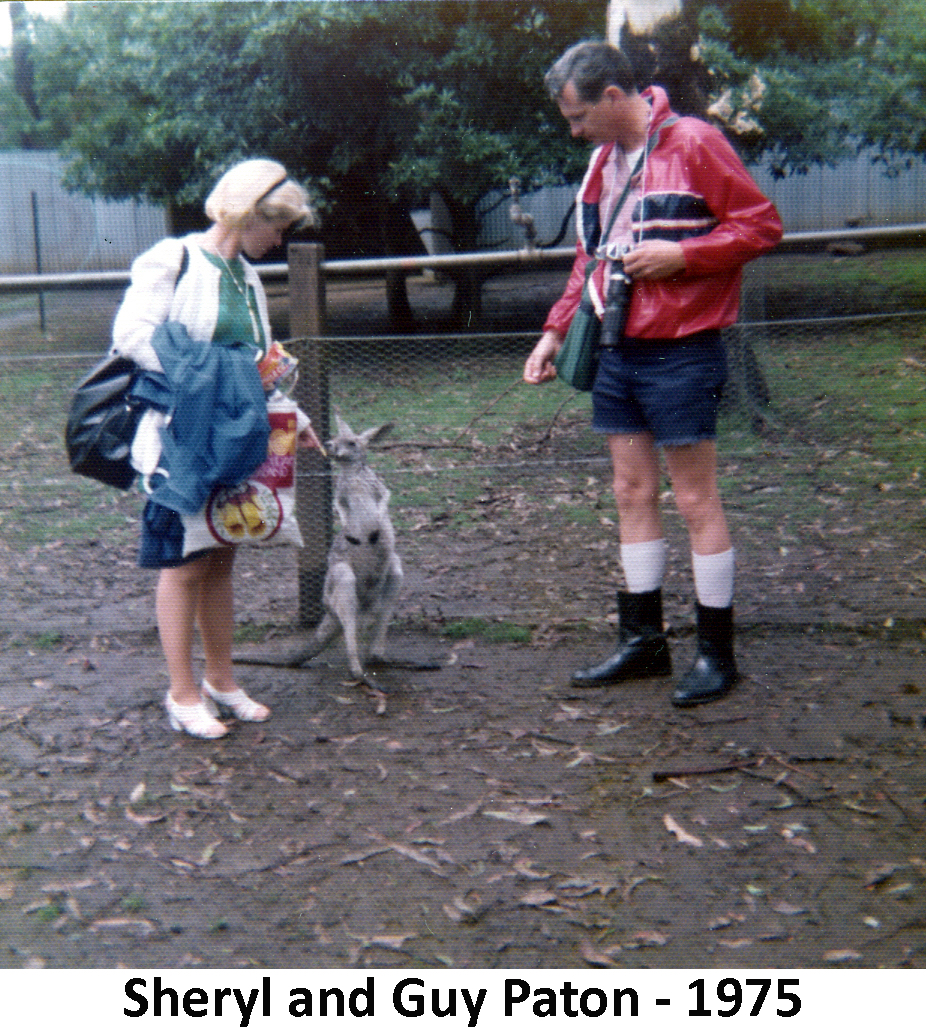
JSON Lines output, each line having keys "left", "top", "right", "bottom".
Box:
{"left": 672, "top": 603, "right": 739, "bottom": 707}
{"left": 572, "top": 590, "right": 671, "bottom": 686}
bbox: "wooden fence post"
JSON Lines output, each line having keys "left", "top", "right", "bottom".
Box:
{"left": 288, "top": 242, "right": 331, "bottom": 627}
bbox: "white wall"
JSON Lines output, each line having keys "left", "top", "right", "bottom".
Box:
{"left": 0, "top": 151, "right": 168, "bottom": 275}
{"left": 476, "top": 150, "right": 926, "bottom": 251}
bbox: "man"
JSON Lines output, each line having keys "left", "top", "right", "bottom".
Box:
{"left": 524, "top": 41, "right": 782, "bottom": 706}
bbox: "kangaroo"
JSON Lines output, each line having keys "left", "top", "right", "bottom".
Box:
{"left": 285, "top": 415, "right": 403, "bottom": 684}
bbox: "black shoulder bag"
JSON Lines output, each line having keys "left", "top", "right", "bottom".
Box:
{"left": 65, "top": 245, "right": 188, "bottom": 489}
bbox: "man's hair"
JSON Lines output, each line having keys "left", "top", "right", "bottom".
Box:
{"left": 545, "top": 41, "right": 637, "bottom": 103}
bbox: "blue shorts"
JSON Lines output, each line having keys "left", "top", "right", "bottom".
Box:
{"left": 591, "top": 330, "right": 727, "bottom": 447}
{"left": 138, "top": 499, "right": 223, "bottom": 569}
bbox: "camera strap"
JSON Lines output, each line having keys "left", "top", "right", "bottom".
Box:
{"left": 599, "top": 149, "right": 644, "bottom": 256}
{"left": 598, "top": 113, "right": 681, "bottom": 258}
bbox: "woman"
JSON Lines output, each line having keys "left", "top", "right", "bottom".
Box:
{"left": 112, "top": 159, "right": 323, "bottom": 739}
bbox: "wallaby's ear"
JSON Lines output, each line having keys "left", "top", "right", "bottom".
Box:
{"left": 361, "top": 423, "right": 394, "bottom": 448}
{"left": 334, "top": 411, "right": 353, "bottom": 439}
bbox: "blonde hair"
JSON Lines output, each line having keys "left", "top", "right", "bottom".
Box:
{"left": 204, "top": 158, "right": 315, "bottom": 230}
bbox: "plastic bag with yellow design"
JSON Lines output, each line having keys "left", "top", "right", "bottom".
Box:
{"left": 180, "top": 392, "right": 303, "bottom": 555}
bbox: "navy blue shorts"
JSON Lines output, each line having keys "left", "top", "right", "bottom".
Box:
{"left": 138, "top": 499, "right": 223, "bottom": 569}
{"left": 591, "top": 330, "right": 727, "bottom": 447}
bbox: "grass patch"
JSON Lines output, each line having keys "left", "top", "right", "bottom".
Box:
{"left": 327, "top": 337, "right": 589, "bottom": 453}
{"left": 233, "top": 622, "right": 275, "bottom": 644}
{"left": 31, "top": 630, "right": 63, "bottom": 650}
{"left": 441, "top": 617, "right": 532, "bottom": 644}
{"left": 0, "top": 490, "right": 135, "bottom": 548}
{"left": 761, "top": 323, "right": 926, "bottom": 481}
{"left": 762, "top": 249, "right": 926, "bottom": 319}
{"left": 34, "top": 902, "right": 64, "bottom": 923}
{"left": 119, "top": 894, "right": 147, "bottom": 913}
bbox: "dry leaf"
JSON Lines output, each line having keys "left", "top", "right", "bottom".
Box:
{"left": 513, "top": 858, "right": 550, "bottom": 880}
{"left": 368, "top": 934, "right": 415, "bottom": 950}
{"left": 622, "top": 875, "right": 662, "bottom": 900}
{"left": 519, "top": 889, "right": 558, "bottom": 908}
{"left": 443, "top": 895, "right": 481, "bottom": 924}
{"left": 625, "top": 930, "right": 668, "bottom": 948}
{"left": 345, "top": 928, "right": 415, "bottom": 951}
{"left": 824, "top": 949, "right": 862, "bottom": 963}
{"left": 483, "top": 807, "right": 549, "bottom": 826}
{"left": 784, "top": 834, "right": 817, "bottom": 854}
{"left": 437, "top": 799, "right": 482, "bottom": 825}
{"left": 90, "top": 917, "right": 156, "bottom": 935}
{"left": 442, "top": 903, "right": 466, "bottom": 924}
{"left": 580, "top": 941, "right": 621, "bottom": 967}
{"left": 40, "top": 878, "right": 96, "bottom": 894}
{"left": 843, "top": 800, "right": 881, "bottom": 817}
{"left": 198, "top": 841, "right": 221, "bottom": 866}
{"left": 663, "top": 814, "right": 703, "bottom": 847}
{"left": 341, "top": 847, "right": 390, "bottom": 866}
{"left": 368, "top": 835, "right": 448, "bottom": 876}
{"left": 772, "top": 901, "right": 809, "bottom": 916}
{"left": 365, "top": 687, "right": 388, "bottom": 715}
{"left": 82, "top": 805, "right": 104, "bottom": 826}
{"left": 863, "top": 862, "right": 904, "bottom": 888}
{"left": 124, "top": 806, "right": 166, "bottom": 826}
{"left": 557, "top": 876, "right": 619, "bottom": 898}
{"left": 596, "top": 720, "right": 629, "bottom": 737}
{"left": 554, "top": 704, "right": 589, "bottom": 722}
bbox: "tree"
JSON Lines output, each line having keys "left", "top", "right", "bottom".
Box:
{"left": 694, "top": 0, "right": 926, "bottom": 175}
{"left": 9, "top": 3, "right": 39, "bottom": 116}
{"left": 10, "top": 0, "right": 926, "bottom": 323}
{"left": 610, "top": 0, "right": 926, "bottom": 176}
{"left": 382, "top": 2, "right": 605, "bottom": 322}
{"left": 19, "top": 1, "right": 603, "bottom": 326}
{"left": 0, "top": 1, "right": 50, "bottom": 148}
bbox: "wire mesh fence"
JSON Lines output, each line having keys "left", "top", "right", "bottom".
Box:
{"left": 2, "top": 255, "right": 925, "bottom": 629}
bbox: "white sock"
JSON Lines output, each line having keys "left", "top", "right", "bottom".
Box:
{"left": 692, "top": 548, "right": 735, "bottom": 608}
{"left": 620, "top": 539, "right": 667, "bottom": 594}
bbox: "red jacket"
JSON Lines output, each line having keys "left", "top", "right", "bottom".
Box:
{"left": 544, "top": 86, "right": 782, "bottom": 341}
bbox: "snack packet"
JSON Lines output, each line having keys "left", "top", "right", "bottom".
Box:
{"left": 257, "top": 341, "right": 299, "bottom": 393}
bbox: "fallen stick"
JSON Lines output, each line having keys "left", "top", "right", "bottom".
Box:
{"left": 652, "top": 758, "right": 761, "bottom": 782}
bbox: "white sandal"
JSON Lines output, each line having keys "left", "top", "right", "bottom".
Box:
{"left": 202, "top": 679, "right": 271, "bottom": 722}
{"left": 165, "top": 692, "right": 228, "bottom": 739}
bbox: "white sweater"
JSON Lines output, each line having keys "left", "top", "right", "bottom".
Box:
{"left": 112, "top": 232, "right": 273, "bottom": 372}
{"left": 112, "top": 233, "right": 309, "bottom": 476}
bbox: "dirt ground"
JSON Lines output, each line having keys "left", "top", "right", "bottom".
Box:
{"left": 1, "top": 272, "right": 925, "bottom": 971}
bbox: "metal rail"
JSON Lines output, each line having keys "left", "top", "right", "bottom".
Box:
{"left": 2, "top": 222, "right": 925, "bottom": 294}
{"left": 0, "top": 247, "right": 575, "bottom": 293}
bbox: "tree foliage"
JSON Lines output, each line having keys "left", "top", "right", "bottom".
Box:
{"left": 4, "top": 0, "right": 926, "bottom": 245}
{"left": 8, "top": 1, "right": 602, "bottom": 252}
{"left": 689, "top": 0, "right": 926, "bottom": 175}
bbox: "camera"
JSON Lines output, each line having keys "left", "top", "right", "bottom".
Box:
{"left": 600, "top": 260, "right": 632, "bottom": 349}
